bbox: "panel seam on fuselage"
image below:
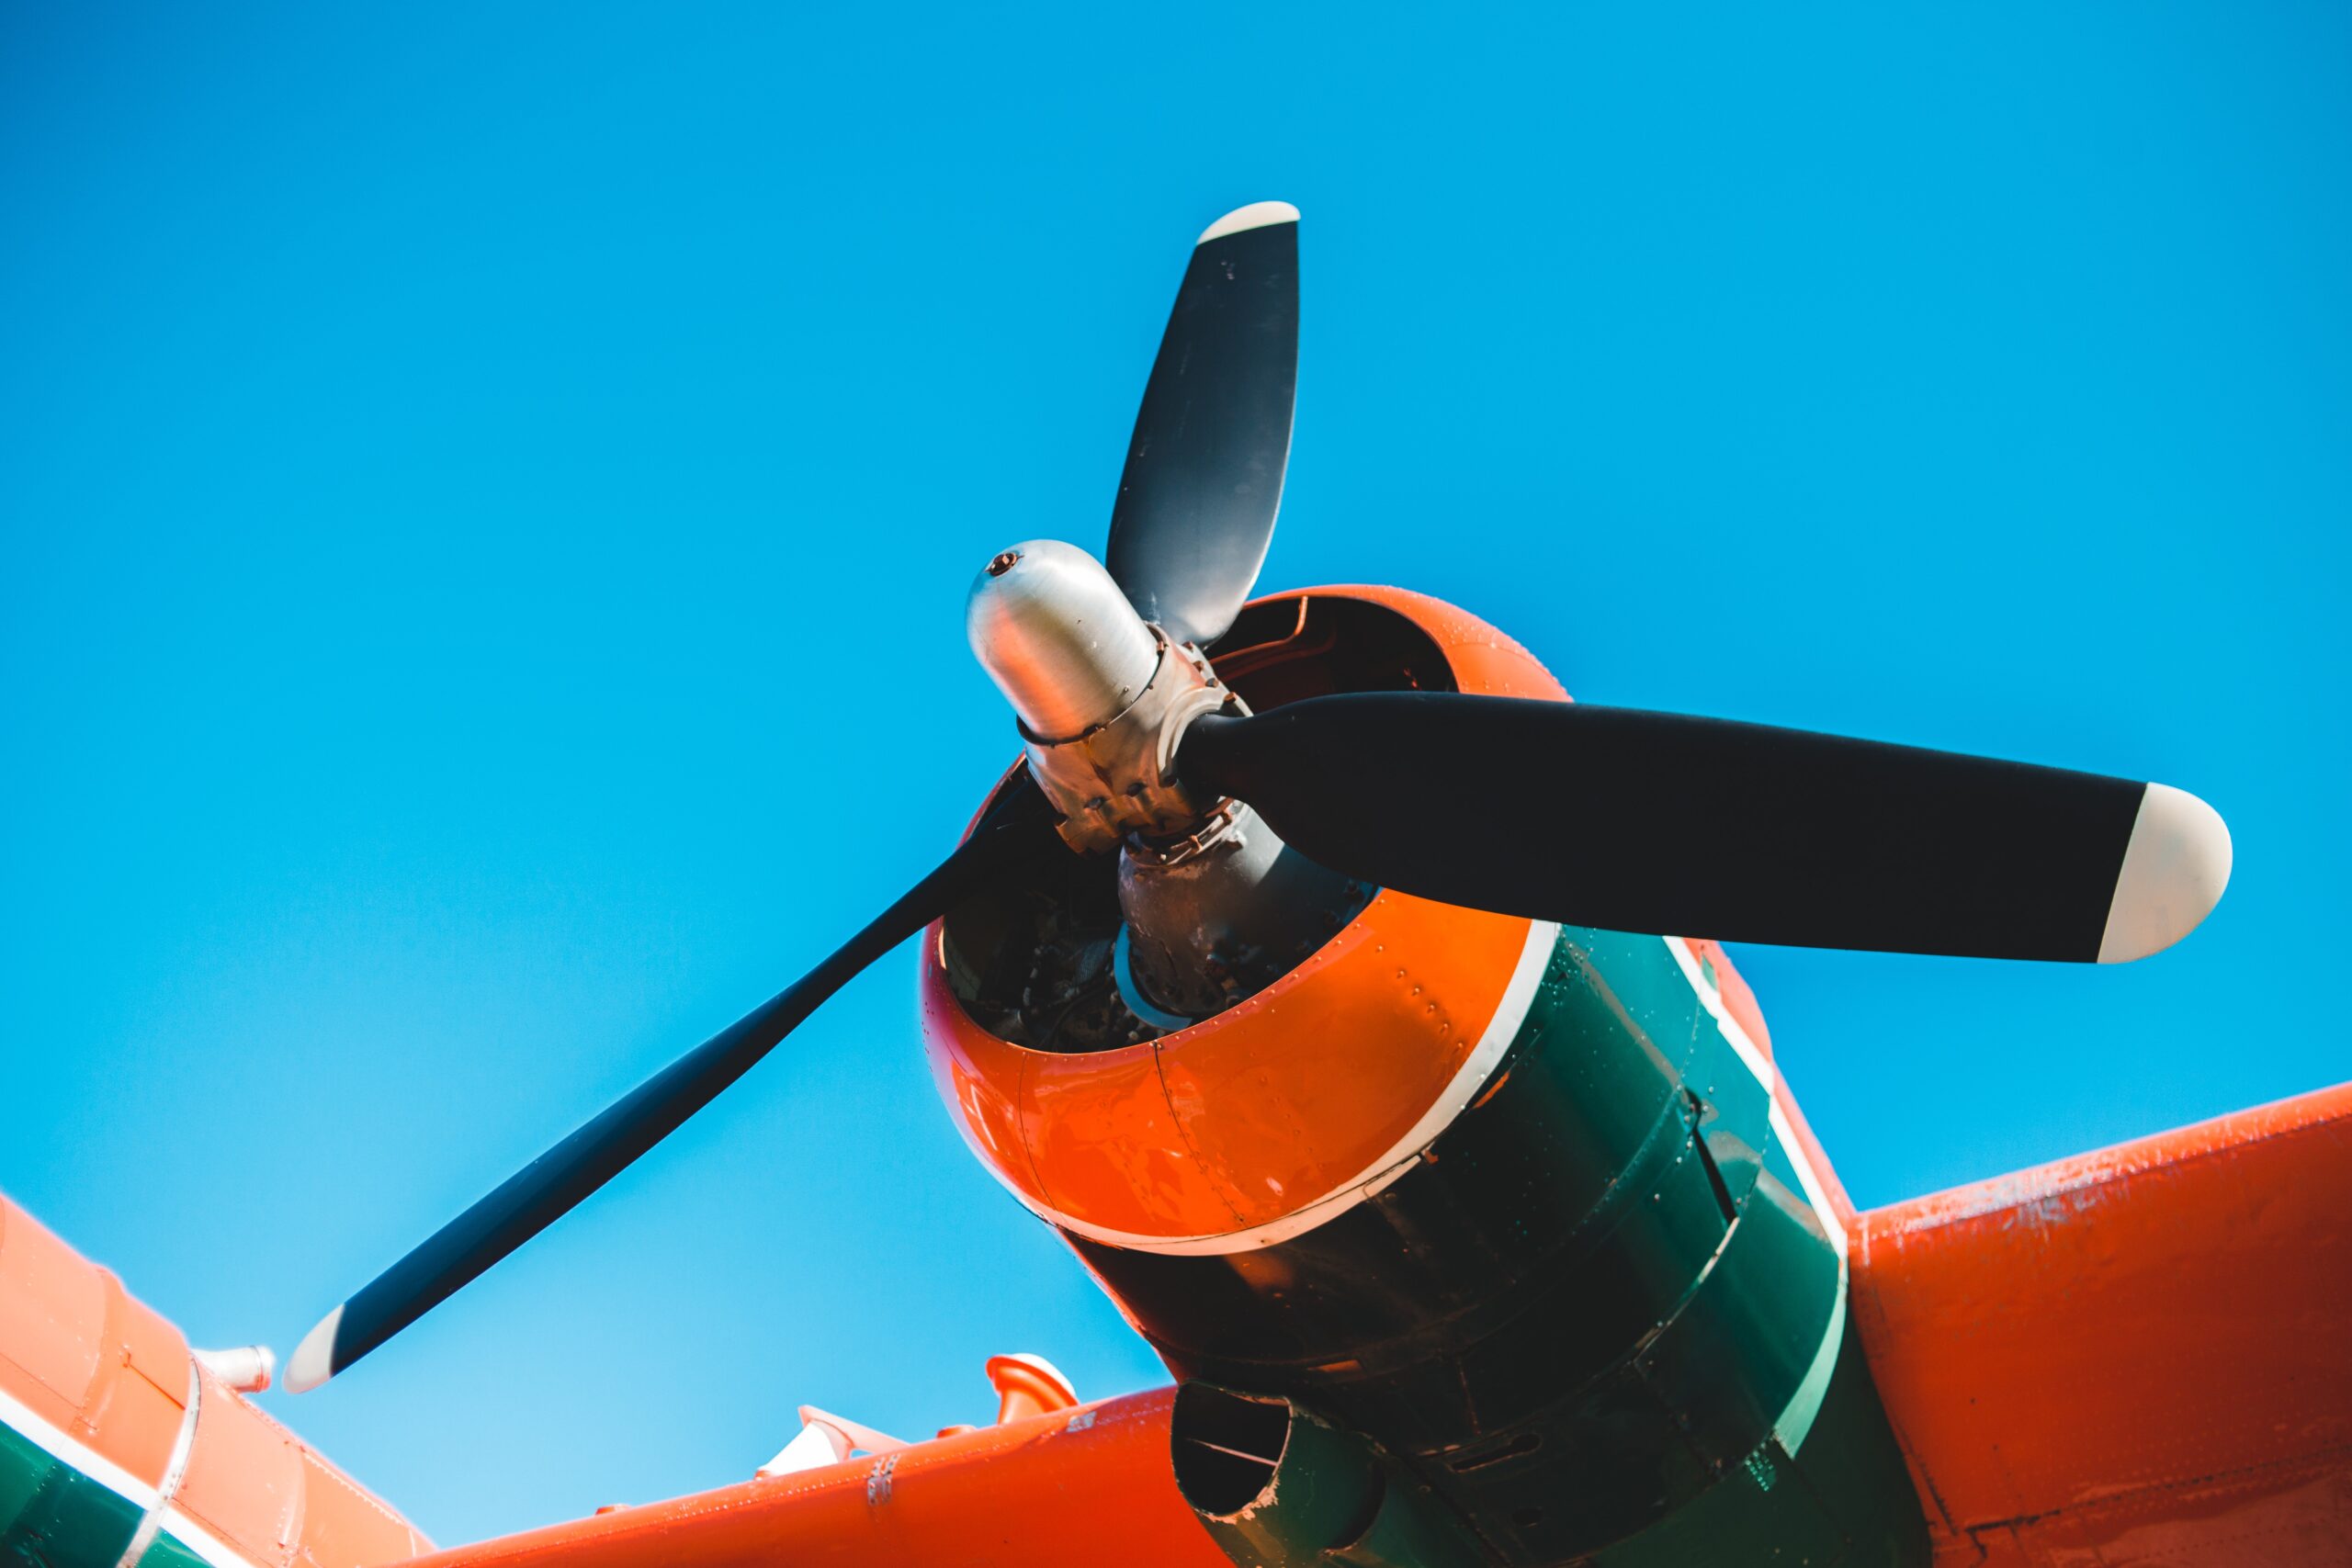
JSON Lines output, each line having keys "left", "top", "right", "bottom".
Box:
{"left": 113, "top": 1358, "right": 201, "bottom": 1568}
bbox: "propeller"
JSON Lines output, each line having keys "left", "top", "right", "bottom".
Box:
{"left": 291, "top": 197, "right": 2229, "bottom": 1392}
{"left": 1104, "top": 200, "right": 1298, "bottom": 649}
{"left": 1176, "top": 695, "right": 2231, "bottom": 964}
{"left": 284, "top": 778, "right": 1061, "bottom": 1393}
{"left": 287, "top": 201, "right": 1305, "bottom": 1391}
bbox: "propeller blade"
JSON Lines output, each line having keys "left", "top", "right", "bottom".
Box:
{"left": 1104, "top": 201, "right": 1299, "bottom": 649}
{"left": 286, "top": 778, "right": 1059, "bottom": 1392}
{"left": 1178, "top": 694, "right": 2230, "bottom": 963}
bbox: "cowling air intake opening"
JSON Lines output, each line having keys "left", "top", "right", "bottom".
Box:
{"left": 938, "top": 594, "right": 1456, "bottom": 1054}
{"left": 1170, "top": 1382, "right": 1487, "bottom": 1568}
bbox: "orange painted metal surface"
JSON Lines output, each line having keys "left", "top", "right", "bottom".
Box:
{"left": 0, "top": 1193, "right": 433, "bottom": 1566}
{"left": 919, "top": 585, "right": 1562, "bottom": 1245}
{"left": 410, "top": 1390, "right": 1227, "bottom": 1568}
{"left": 0, "top": 1195, "right": 187, "bottom": 1490}
{"left": 1853, "top": 1080, "right": 2352, "bottom": 1566}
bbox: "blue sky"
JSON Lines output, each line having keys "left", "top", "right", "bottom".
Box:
{"left": 4, "top": 2, "right": 2346, "bottom": 1549}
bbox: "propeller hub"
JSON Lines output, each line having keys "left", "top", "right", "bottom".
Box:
{"left": 967, "top": 539, "right": 1160, "bottom": 743}
{"left": 968, "top": 540, "right": 1241, "bottom": 853}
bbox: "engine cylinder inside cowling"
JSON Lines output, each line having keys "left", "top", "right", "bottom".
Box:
{"left": 1114, "top": 802, "right": 1373, "bottom": 1024}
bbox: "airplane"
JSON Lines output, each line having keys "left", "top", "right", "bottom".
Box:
{"left": 4, "top": 200, "right": 2342, "bottom": 1568}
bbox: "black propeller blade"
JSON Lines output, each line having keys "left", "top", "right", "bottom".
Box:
{"left": 1179, "top": 694, "right": 2230, "bottom": 964}
{"left": 285, "top": 778, "right": 1061, "bottom": 1393}
{"left": 1104, "top": 201, "right": 1298, "bottom": 649}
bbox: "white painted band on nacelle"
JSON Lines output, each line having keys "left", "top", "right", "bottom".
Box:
{"left": 1012, "top": 919, "right": 1559, "bottom": 1257}
{"left": 1196, "top": 200, "right": 1300, "bottom": 245}
{"left": 1656, "top": 935, "right": 1850, "bottom": 1455}
{"left": 2098, "top": 783, "right": 2233, "bottom": 964}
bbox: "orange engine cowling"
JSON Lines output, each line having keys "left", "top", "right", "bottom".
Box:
{"left": 914, "top": 585, "right": 1922, "bottom": 1567}
{"left": 919, "top": 585, "right": 1564, "bottom": 1255}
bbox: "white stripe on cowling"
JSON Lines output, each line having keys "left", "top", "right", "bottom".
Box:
{"left": 1660, "top": 936, "right": 1849, "bottom": 1456}
{"left": 1019, "top": 917, "right": 1560, "bottom": 1257}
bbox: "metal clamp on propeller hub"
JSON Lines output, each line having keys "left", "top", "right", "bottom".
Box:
{"left": 967, "top": 539, "right": 1243, "bottom": 854}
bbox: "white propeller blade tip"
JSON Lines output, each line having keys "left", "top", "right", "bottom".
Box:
{"left": 284, "top": 1303, "right": 344, "bottom": 1393}
{"left": 2098, "top": 783, "right": 2233, "bottom": 963}
{"left": 1197, "top": 201, "right": 1300, "bottom": 245}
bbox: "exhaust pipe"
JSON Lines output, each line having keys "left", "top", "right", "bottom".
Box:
{"left": 1170, "top": 1382, "right": 1485, "bottom": 1568}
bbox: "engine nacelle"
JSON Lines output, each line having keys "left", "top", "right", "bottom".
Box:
{"left": 921, "top": 587, "right": 1928, "bottom": 1566}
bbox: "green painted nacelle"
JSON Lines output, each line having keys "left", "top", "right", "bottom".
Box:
{"left": 1080, "top": 927, "right": 1930, "bottom": 1565}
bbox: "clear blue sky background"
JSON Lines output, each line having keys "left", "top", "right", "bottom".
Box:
{"left": 4, "top": 3, "right": 2346, "bottom": 1549}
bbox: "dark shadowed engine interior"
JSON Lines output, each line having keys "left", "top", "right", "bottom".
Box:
{"left": 937, "top": 594, "right": 1457, "bottom": 1052}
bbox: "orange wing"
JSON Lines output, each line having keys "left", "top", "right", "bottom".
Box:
{"left": 1853, "top": 1080, "right": 2352, "bottom": 1566}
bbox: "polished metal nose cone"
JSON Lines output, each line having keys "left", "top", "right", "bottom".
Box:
{"left": 967, "top": 539, "right": 1159, "bottom": 741}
